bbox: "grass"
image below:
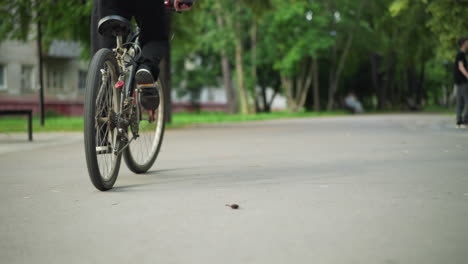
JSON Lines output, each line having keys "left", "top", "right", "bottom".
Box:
{"left": 1, "top": 106, "right": 455, "bottom": 133}
{"left": 0, "top": 116, "right": 84, "bottom": 133}
{"left": 171, "top": 111, "right": 347, "bottom": 126}
{"left": 364, "top": 105, "right": 454, "bottom": 115}
{"left": 0, "top": 111, "right": 347, "bottom": 133}
{"left": 422, "top": 104, "right": 453, "bottom": 114}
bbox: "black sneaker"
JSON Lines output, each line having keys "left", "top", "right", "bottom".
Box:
{"left": 135, "top": 65, "right": 160, "bottom": 111}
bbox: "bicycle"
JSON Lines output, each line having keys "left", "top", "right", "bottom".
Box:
{"left": 84, "top": 15, "right": 166, "bottom": 191}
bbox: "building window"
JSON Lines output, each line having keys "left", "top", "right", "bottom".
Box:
{"left": 78, "top": 70, "right": 87, "bottom": 91}
{"left": 0, "top": 65, "right": 6, "bottom": 90}
{"left": 21, "top": 65, "right": 35, "bottom": 92}
{"left": 47, "top": 69, "right": 64, "bottom": 92}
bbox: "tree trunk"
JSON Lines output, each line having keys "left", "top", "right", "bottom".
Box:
{"left": 281, "top": 58, "right": 314, "bottom": 112}
{"left": 328, "top": 46, "right": 337, "bottom": 110}
{"left": 416, "top": 61, "right": 426, "bottom": 107}
{"left": 383, "top": 54, "right": 395, "bottom": 107}
{"left": 297, "top": 60, "right": 314, "bottom": 109}
{"left": 327, "top": 0, "right": 368, "bottom": 111}
{"left": 235, "top": 20, "right": 249, "bottom": 114}
{"left": 216, "top": 13, "right": 238, "bottom": 114}
{"left": 36, "top": 19, "right": 45, "bottom": 126}
{"left": 281, "top": 74, "right": 296, "bottom": 111}
{"left": 235, "top": 37, "right": 249, "bottom": 114}
{"left": 267, "top": 89, "right": 277, "bottom": 112}
{"left": 251, "top": 21, "right": 258, "bottom": 114}
{"left": 261, "top": 86, "right": 268, "bottom": 112}
{"left": 407, "top": 66, "right": 417, "bottom": 109}
{"left": 221, "top": 53, "right": 238, "bottom": 114}
{"left": 328, "top": 79, "right": 338, "bottom": 111}
{"left": 327, "top": 31, "right": 356, "bottom": 110}
{"left": 370, "top": 53, "right": 383, "bottom": 110}
{"left": 312, "top": 57, "right": 320, "bottom": 111}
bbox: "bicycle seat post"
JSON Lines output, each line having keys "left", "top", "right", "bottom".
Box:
{"left": 116, "top": 35, "right": 123, "bottom": 49}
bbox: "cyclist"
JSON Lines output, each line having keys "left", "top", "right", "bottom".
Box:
{"left": 91, "top": 0, "right": 194, "bottom": 110}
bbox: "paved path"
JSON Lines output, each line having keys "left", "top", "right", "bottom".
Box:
{"left": 1, "top": 114, "right": 467, "bottom": 264}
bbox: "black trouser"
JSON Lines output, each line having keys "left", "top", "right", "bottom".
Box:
{"left": 91, "top": 0, "right": 168, "bottom": 77}
{"left": 456, "top": 83, "right": 468, "bottom": 124}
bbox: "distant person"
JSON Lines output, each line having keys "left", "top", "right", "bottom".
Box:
{"left": 344, "top": 91, "right": 364, "bottom": 114}
{"left": 454, "top": 37, "right": 468, "bottom": 128}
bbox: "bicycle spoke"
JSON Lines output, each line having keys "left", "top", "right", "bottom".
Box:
{"left": 94, "top": 62, "right": 119, "bottom": 180}
{"left": 128, "top": 84, "right": 164, "bottom": 167}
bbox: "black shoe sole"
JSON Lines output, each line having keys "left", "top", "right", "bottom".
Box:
{"left": 135, "top": 68, "right": 154, "bottom": 85}
{"left": 135, "top": 68, "right": 159, "bottom": 110}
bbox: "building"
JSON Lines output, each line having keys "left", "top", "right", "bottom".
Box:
{"left": 0, "top": 38, "right": 284, "bottom": 116}
{"left": 0, "top": 38, "right": 87, "bottom": 116}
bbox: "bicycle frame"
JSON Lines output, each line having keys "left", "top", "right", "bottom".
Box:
{"left": 86, "top": 16, "right": 169, "bottom": 190}
{"left": 108, "top": 33, "right": 142, "bottom": 154}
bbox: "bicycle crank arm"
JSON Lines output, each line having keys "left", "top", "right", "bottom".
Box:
{"left": 114, "top": 135, "right": 136, "bottom": 155}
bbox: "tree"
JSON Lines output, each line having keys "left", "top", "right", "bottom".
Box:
{"left": 172, "top": 0, "right": 242, "bottom": 113}
{"left": 388, "top": 0, "right": 439, "bottom": 108}
{"left": 323, "top": 0, "right": 370, "bottom": 110}
{"left": 425, "top": 0, "right": 468, "bottom": 60}
{"left": 259, "top": 0, "right": 333, "bottom": 112}
{"left": 0, "top": 0, "right": 92, "bottom": 56}
{"left": 391, "top": 0, "right": 468, "bottom": 60}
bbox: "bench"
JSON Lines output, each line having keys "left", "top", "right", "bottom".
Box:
{"left": 0, "top": 110, "right": 33, "bottom": 141}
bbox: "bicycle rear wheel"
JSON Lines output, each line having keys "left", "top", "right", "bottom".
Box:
{"left": 123, "top": 80, "right": 165, "bottom": 173}
{"left": 84, "top": 48, "right": 122, "bottom": 191}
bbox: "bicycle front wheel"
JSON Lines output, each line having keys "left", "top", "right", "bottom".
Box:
{"left": 123, "top": 80, "right": 166, "bottom": 173}
{"left": 84, "top": 48, "right": 122, "bottom": 191}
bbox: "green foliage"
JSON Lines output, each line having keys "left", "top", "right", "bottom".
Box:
{"left": 172, "top": 52, "right": 221, "bottom": 104}
{"left": 0, "top": 0, "right": 92, "bottom": 58}
{"left": 426, "top": 0, "right": 468, "bottom": 59}
{"left": 0, "top": 0, "right": 462, "bottom": 113}
{"left": 259, "top": 0, "right": 333, "bottom": 76}
{"left": 391, "top": 0, "right": 468, "bottom": 60}
{"left": 0, "top": 0, "right": 33, "bottom": 41}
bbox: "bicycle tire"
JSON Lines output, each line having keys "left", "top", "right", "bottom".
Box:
{"left": 123, "top": 80, "right": 166, "bottom": 174}
{"left": 84, "top": 48, "right": 122, "bottom": 191}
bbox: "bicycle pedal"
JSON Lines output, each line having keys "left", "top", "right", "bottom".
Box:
{"left": 137, "top": 83, "right": 156, "bottom": 89}
{"left": 96, "top": 145, "right": 112, "bottom": 154}
{"left": 140, "top": 95, "right": 160, "bottom": 111}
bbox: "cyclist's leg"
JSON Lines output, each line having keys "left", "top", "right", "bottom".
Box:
{"left": 132, "top": 0, "right": 168, "bottom": 111}
{"left": 135, "top": 0, "right": 169, "bottom": 80}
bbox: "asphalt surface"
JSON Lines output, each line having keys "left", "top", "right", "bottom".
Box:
{"left": 1, "top": 114, "right": 467, "bottom": 264}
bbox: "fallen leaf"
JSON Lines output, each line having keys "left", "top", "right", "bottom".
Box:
{"left": 226, "top": 204, "right": 239, "bottom": 209}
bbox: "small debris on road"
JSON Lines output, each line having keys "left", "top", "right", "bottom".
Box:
{"left": 226, "top": 204, "right": 239, "bottom": 209}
